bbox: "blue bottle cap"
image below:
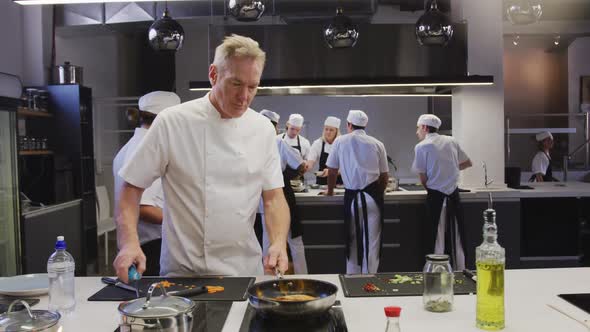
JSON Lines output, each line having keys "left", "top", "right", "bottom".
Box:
{"left": 128, "top": 264, "right": 141, "bottom": 281}
{"left": 55, "top": 236, "right": 66, "bottom": 250}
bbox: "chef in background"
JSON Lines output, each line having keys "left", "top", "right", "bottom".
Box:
{"left": 530, "top": 131, "right": 557, "bottom": 182}
{"left": 412, "top": 114, "right": 472, "bottom": 270}
{"left": 279, "top": 113, "right": 311, "bottom": 160}
{"left": 326, "top": 110, "right": 389, "bottom": 274}
{"left": 307, "top": 116, "right": 343, "bottom": 186}
{"left": 112, "top": 91, "right": 180, "bottom": 276}
{"left": 260, "top": 109, "right": 308, "bottom": 274}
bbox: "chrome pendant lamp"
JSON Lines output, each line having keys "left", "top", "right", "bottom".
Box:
{"left": 324, "top": 7, "right": 359, "bottom": 49}
{"left": 148, "top": 2, "right": 185, "bottom": 52}
{"left": 415, "top": 0, "right": 454, "bottom": 47}
{"left": 228, "top": 0, "right": 265, "bottom": 21}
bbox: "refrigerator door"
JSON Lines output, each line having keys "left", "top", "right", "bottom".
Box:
{"left": 0, "top": 101, "right": 20, "bottom": 276}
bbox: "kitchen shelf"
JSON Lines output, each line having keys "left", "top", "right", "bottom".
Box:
{"left": 19, "top": 150, "right": 54, "bottom": 156}
{"left": 17, "top": 108, "right": 53, "bottom": 118}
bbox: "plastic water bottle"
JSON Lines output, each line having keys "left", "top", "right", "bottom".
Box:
{"left": 47, "top": 236, "right": 76, "bottom": 314}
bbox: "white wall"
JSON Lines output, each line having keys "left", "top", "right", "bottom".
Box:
{"left": 568, "top": 37, "right": 590, "bottom": 167}
{"left": 452, "top": 0, "right": 505, "bottom": 188}
{"left": 0, "top": 1, "right": 23, "bottom": 79}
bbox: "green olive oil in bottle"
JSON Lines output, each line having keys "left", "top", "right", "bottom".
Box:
{"left": 476, "top": 208, "right": 505, "bottom": 330}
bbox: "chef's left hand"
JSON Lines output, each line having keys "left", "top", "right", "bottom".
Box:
{"left": 263, "top": 242, "right": 289, "bottom": 275}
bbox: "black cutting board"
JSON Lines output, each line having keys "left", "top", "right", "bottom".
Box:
{"left": 559, "top": 293, "right": 590, "bottom": 314}
{"left": 339, "top": 272, "right": 477, "bottom": 297}
{"left": 88, "top": 276, "right": 255, "bottom": 302}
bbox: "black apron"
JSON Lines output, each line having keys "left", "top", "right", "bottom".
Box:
{"left": 283, "top": 166, "right": 303, "bottom": 238}
{"left": 317, "top": 141, "right": 343, "bottom": 185}
{"left": 282, "top": 134, "right": 302, "bottom": 181}
{"left": 424, "top": 188, "right": 467, "bottom": 269}
{"left": 343, "top": 180, "right": 385, "bottom": 270}
{"left": 529, "top": 152, "right": 556, "bottom": 182}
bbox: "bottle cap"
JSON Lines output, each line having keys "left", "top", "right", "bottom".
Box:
{"left": 425, "top": 254, "right": 449, "bottom": 262}
{"left": 55, "top": 236, "right": 66, "bottom": 250}
{"left": 384, "top": 306, "right": 402, "bottom": 317}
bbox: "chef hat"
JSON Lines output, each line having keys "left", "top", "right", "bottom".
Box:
{"left": 536, "top": 131, "right": 553, "bottom": 142}
{"left": 347, "top": 110, "right": 368, "bottom": 127}
{"left": 417, "top": 114, "right": 442, "bottom": 129}
{"left": 287, "top": 113, "right": 304, "bottom": 128}
{"left": 260, "top": 109, "right": 280, "bottom": 123}
{"left": 324, "top": 116, "right": 341, "bottom": 128}
{"left": 139, "top": 91, "right": 181, "bottom": 115}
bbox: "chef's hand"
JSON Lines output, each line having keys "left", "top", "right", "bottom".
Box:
{"left": 263, "top": 243, "right": 289, "bottom": 275}
{"left": 113, "top": 244, "right": 146, "bottom": 283}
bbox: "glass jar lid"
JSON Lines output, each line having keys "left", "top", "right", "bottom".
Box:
{"left": 425, "top": 254, "right": 450, "bottom": 262}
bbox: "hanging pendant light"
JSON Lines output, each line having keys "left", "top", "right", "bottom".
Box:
{"left": 506, "top": 0, "right": 542, "bottom": 25}
{"left": 148, "top": 5, "right": 184, "bottom": 52}
{"left": 228, "top": 0, "right": 265, "bottom": 21}
{"left": 415, "top": 0, "right": 453, "bottom": 47}
{"left": 324, "top": 7, "right": 359, "bottom": 49}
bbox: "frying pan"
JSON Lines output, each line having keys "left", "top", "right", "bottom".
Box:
{"left": 246, "top": 278, "right": 338, "bottom": 319}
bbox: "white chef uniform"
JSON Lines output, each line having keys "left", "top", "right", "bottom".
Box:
{"left": 113, "top": 91, "right": 180, "bottom": 246}
{"left": 119, "top": 94, "right": 284, "bottom": 277}
{"left": 113, "top": 127, "right": 164, "bottom": 245}
{"left": 412, "top": 114, "right": 470, "bottom": 270}
{"left": 326, "top": 111, "right": 388, "bottom": 274}
{"left": 279, "top": 114, "right": 311, "bottom": 159}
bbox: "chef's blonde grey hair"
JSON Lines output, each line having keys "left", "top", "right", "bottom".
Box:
{"left": 213, "top": 34, "right": 266, "bottom": 72}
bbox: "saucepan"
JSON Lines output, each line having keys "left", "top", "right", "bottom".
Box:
{"left": 246, "top": 278, "right": 338, "bottom": 319}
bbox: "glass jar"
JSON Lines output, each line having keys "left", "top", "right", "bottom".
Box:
{"left": 423, "top": 254, "right": 454, "bottom": 312}
{"left": 25, "top": 88, "right": 37, "bottom": 110}
{"left": 22, "top": 137, "right": 29, "bottom": 151}
{"left": 30, "top": 138, "right": 37, "bottom": 151}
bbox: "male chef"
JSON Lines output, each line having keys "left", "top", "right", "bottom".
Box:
{"left": 279, "top": 113, "right": 311, "bottom": 160}
{"left": 112, "top": 91, "right": 180, "bottom": 276}
{"left": 326, "top": 110, "right": 389, "bottom": 274}
{"left": 260, "top": 109, "right": 308, "bottom": 274}
{"left": 114, "top": 34, "right": 290, "bottom": 282}
{"left": 412, "top": 114, "right": 472, "bottom": 270}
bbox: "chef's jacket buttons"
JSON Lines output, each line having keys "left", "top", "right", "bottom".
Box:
{"left": 205, "top": 240, "right": 211, "bottom": 246}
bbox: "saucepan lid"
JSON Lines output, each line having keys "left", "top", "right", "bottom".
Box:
{"left": 118, "top": 282, "right": 195, "bottom": 319}
{"left": 0, "top": 300, "right": 60, "bottom": 331}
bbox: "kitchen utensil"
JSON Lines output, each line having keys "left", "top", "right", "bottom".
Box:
{"left": 547, "top": 303, "right": 590, "bottom": 330}
{"left": 101, "top": 278, "right": 143, "bottom": 295}
{"left": 246, "top": 278, "right": 338, "bottom": 319}
{"left": 0, "top": 274, "right": 49, "bottom": 297}
{"left": 118, "top": 282, "right": 196, "bottom": 332}
{"left": 0, "top": 300, "right": 61, "bottom": 332}
{"left": 128, "top": 265, "right": 141, "bottom": 298}
{"left": 52, "top": 61, "right": 83, "bottom": 85}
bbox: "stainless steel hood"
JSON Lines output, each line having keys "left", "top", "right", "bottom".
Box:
{"left": 189, "top": 23, "right": 494, "bottom": 96}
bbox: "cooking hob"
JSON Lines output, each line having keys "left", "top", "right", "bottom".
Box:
{"left": 238, "top": 300, "right": 348, "bottom": 332}
{"left": 114, "top": 301, "right": 232, "bottom": 332}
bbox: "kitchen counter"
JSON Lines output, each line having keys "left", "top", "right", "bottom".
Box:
{"left": 295, "top": 181, "right": 590, "bottom": 203}
{"left": 34, "top": 268, "right": 590, "bottom": 331}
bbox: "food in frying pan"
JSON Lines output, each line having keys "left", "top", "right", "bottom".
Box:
{"left": 271, "top": 294, "right": 318, "bottom": 302}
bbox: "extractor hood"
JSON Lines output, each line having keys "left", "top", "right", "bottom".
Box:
{"left": 189, "top": 23, "right": 494, "bottom": 96}
{"left": 190, "top": 75, "right": 493, "bottom": 96}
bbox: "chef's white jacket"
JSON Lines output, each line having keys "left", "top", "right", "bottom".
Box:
{"left": 531, "top": 151, "right": 550, "bottom": 175}
{"left": 113, "top": 127, "right": 163, "bottom": 245}
{"left": 307, "top": 138, "right": 334, "bottom": 164}
{"left": 278, "top": 133, "right": 311, "bottom": 160}
{"left": 325, "top": 130, "right": 388, "bottom": 190}
{"left": 119, "top": 94, "right": 284, "bottom": 277}
{"left": 276, "top": 136, "right": 304, "bottom": 172}
{"left": 412, "top": 133, "right": 469, "bottom": 195}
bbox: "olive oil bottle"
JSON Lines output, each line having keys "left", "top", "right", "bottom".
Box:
{"left": 476, "top": 208, "right": 505, "bottom": 330}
